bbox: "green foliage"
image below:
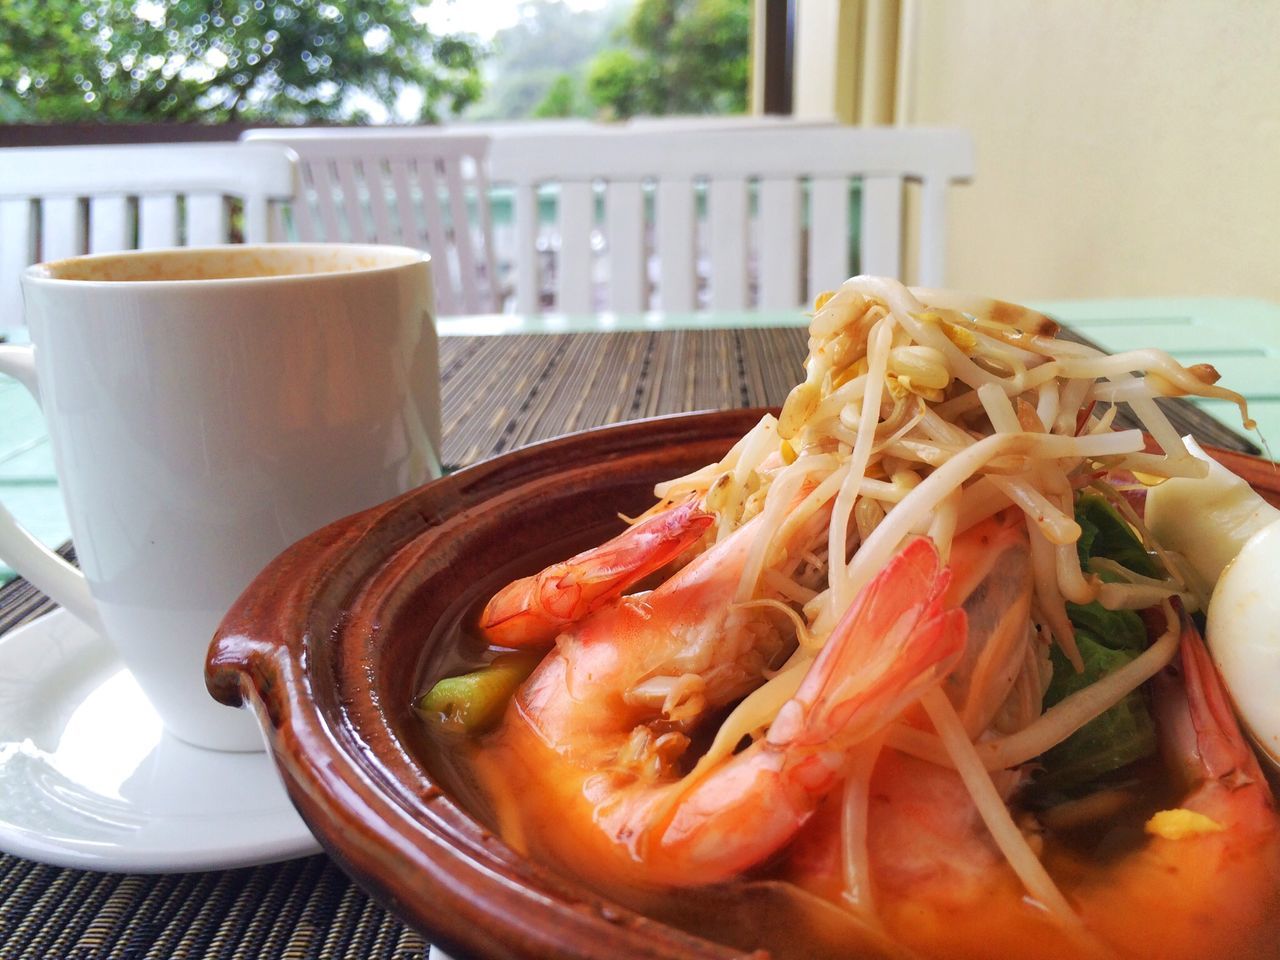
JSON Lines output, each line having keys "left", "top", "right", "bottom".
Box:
{"left": 1064, "top": 596, "right": 1146, "bottom": 651}
{"left": 533, "top": 72, "right": 581, "bottom": 118}
{"left": 0, "top": 0, "right": 484, "bottom": 123}
{"left": 585, "top": 48, "right": 645, "bottom": 119}
{"left": 466, "top": 0, "right": 626, "bottom": 121}
{"left": 585, "top": 0, "right": 750, "bottom": 119}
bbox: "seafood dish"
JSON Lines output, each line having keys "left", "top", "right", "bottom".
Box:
{"left": 417, "top": 277, "right": 1280, "bottom": 959}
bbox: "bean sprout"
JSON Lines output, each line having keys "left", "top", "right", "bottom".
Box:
{"left": 613, "top": 277, "right": 1257, "bottom": 935}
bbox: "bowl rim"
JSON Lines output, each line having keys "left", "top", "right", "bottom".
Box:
{"left": 207, "top": 408, "right": 775, "bottom": 960}
{"left": 206, "top": 410, "right": 1280, "bottom": 960}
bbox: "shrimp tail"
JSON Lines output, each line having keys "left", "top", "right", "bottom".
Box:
{"left": 641, "top": 537, "right": 966, "bottom": 885}
{"left": 1156, "top": 608, "right": 1271, "bottom": 796}
{"left": 479, "top": 497, "right": 713, "bottom": 647}
{"left": 1085, "top": 608, "right": 1280, "bottom": 960}
{"left": 771, "top": 536, "right": 965, "bottom": 753}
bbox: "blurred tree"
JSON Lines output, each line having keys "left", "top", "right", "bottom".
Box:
{"left": 466, "top": 0, "right": 627, "bottom": 121}
{"left": 533, "top": 72, "right": 581, "bottom": 118}
{"left": 586, "top": 0, "right": 749, "bottom": 119}
{"left": 0, "top": 0, "right": 483, "bottom": 123}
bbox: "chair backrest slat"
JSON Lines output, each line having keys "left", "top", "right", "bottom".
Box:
{"left": 556, "top": 182, "right": 595, "bottom": 315}
{"left": 334, "top": 158, "right": 367, "bottom": 242}
{"left": 444, "top": 159, "right": 483, "bottom": 314}
{"left": 756, "top": 177, "right": 802, "bottom": 310}
{"left": 269, "top": 202, "right": 288, "bottom": 243}
{"left": 413, "top": 157, "right": 456, "bottom": 317}
{"left": 308, "top": 162, "right": 345, "bottom": 242}
{"left": 242, "top": 194, "right": 272, "bottom": 244}
{"left": 605, "top": 180, "right": 646, "bottom": 314}
{"left": 0, "top": 199, "right": 29, "bottom": 324}
{"left": 470, "top": 156, "right": 500, "bottom": 314}
{"left": 243, "top": 131, "right": 499, "bottom": 316}
{"left": 708, "top": 176, "right": 748, "bottom": 310}
{"left": 0, "top": 142, "right": 293, "bottom": 326}
{"left": 512, "top": 181, "right": 541, "bottom": 315}
{"left": 363, "top": 159, "right": 396, "bottom": 245}
{"left": 386, "top": 158, "right": 420, "bottom": 249}
{"left": 859, "top": 174, "right": 903, "bottom": 281}
{"left": 289, "top": 165, "right": 321, "bottom": 242}
{"left": 87, "top": 196, "right": 130, "bottom": 255}
{"left": 808, "top": 177, "right": 852, "bottom": 301}
{"left": 656, "top": 178, "right": 697, "bottom": 312}
{"left": 186, "top": 192, "right": 228, "bottom": 247}
{"left": 41, "top": 197, "right": 81, "bottom": 262}
{"left": 916, "top": 176, "right": 949, "bottom": 289}
{"left": 138, "top": 194, "right": 179, "bottom": 249}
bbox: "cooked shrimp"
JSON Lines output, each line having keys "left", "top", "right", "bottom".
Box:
{"left": 516, "top": 504, "right": 820, "bottom": 757}
{"left": 785, "top": 750, "right": 1056, "bottom": 960}
{"left": 478, "top": 536, "right": 965, "bottom": 887}
{"left": 1068, "top": 614, "right": 1280, "bottom": 960}
{"left": 939, "top": 511, "right": 1034, "bottom": 736}
{"left": 478, "top": 497, "right": 713, "bottom": 648}
{"left": 785, "top": 610, "right": 1280, "bottom": 960}
{"left": 436, "top": 277, "right": 1279, "bottom": 959}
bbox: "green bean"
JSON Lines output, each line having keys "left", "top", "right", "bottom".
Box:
{"left": 416, "top": 651, "right": 542, "bottom": 734}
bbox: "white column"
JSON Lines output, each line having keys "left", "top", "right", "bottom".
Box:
{"left": 792, "top": 0, "right": 861, "bottom": 123}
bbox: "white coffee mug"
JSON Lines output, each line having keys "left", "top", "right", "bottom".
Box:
{"left": 0, "top": 244, "right": 441, "bottom": 751}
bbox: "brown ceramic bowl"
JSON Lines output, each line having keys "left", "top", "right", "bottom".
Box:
{"left": 206, "top": 410, "right": 1280, "bottom": 960}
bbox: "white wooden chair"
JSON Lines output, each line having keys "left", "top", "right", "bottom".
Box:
{"left": 242, "top": 130, "right": 500, "bottom": 316}
{"left": 487, "top": 125, "right": 974, "bottom": 314}
{"left": 0, "top": 143, "right": 295, "bottom": 326}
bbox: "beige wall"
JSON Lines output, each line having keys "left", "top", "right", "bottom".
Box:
{"left": 793, "top": 0, "right": 861, "bottom": 122}
{"left": 901, "top": 0, "right": 1280, "bottom": 300}
{"left": 790, "top": 0, "right": 901, "bottom": 125}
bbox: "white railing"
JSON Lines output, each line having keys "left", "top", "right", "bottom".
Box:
{"left": 0, "top": 143, "right": 295, "bottom": 326}
{"left": 249, "top": 120, "right": 972, "bottom": 313}
{"left": 486, "top": 124, "right": 973, "bottom": 314}
{"left": 2, "top": 120, "right": 974, "bottom": 321}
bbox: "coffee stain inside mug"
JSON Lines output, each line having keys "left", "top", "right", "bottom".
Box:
{"left": 37, "top": 245, "right": 416, "bottom": 283}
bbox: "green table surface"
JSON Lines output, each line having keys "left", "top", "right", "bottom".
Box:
{"left": 4, "top": 296, "right": 1279, "bottom": 581}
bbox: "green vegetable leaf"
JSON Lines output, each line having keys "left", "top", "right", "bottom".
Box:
{"left": 1074, "top": 493, "right": 1161, "bottom": 578}
{"left": 1033, "top": 492, "right": 1162, "bottom": 794}
{"left": 1064, "top": 598, "right": 1146, "bottom": 651}
{"left": 1037, "top": 631, "right": 1156, "bottom": 792}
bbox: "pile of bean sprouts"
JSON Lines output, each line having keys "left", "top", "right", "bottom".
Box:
{"left": 638, "top": 276, "right": 1254, "bottom": 939}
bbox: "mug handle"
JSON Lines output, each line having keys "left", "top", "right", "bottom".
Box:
{"left": 0, "top": 343, "right": 104, "bottom": 634}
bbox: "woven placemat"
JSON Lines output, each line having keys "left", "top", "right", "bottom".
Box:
{"left": 0, "top": 327, "right": 1254, "bottom": 960}
{"left": 0, "top": 550, "right": 432, "bottom": 960}
{"left": 0, "top": 328, "right": 808, "bottom": 960}
{"left": 436, "top": 328, "right": 1256, "bottom": 467}
{"left": 436, "top": 328, "right": 809, "bottom": 467}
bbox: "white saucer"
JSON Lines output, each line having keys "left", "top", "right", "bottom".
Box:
{"left": 0, "top": 608, "right": 322, "bottom": 872}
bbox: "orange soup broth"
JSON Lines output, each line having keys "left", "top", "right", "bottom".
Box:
{"left": 419, "top": 561, "right": 1280, "bottom": 959}
{"left": 459, "top": 714, "right": 1280, "bottom": 960}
